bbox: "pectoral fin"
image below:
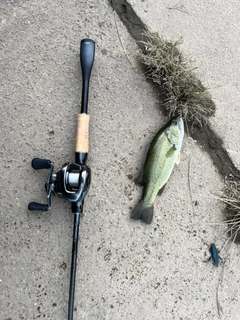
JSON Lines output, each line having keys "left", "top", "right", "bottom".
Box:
{"left": 176, "top": 153, "right": 180, "bottom": 165}
{"left": 166, "top": 146, "right": 175, "bottom": 158}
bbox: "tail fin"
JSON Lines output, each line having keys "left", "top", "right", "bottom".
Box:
{"left": 131, "top": 201, "right": 153, "bottom": 224}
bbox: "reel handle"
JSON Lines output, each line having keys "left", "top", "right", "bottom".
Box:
{"left": 32, "top": 158, "right": 52, "bottom": 170}
{"left": 28, "top": 202, "right": 48, "bottom": 211}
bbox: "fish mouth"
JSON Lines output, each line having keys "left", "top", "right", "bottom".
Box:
{"left": 171, "top": 117, "right": 184, "bottom": 138}
{"left": 178, "top": 117, "right": 184, "bottom": 136}
{"left": 171, "top": 116, "right": 183, "bottom": 127}
{"left": 177, "top": 116, "right": 184, "bottom": 126}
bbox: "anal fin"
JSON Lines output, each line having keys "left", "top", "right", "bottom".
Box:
{"left": 134, "top": 168, "right": 144, "bottom": 186}
{"left": 157, "top": 183, "right": 166, "bottom": 196}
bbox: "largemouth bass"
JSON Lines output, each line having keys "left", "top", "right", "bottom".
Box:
{"left": 131, "top": 117, "right": 184, "bottom": 224}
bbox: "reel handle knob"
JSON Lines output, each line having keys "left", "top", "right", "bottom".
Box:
{"left": 28, "top": 202, "right": 49, "bottom": 211}
{"left": 32, "top": 158, "right": 52, "bottom": 170}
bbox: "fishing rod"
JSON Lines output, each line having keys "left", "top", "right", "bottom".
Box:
{"left": 28, "top": 38, "right": 95, "bottom": 320}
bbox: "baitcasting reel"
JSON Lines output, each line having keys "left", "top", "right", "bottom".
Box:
{"left": 28, "top": 158, "right": 91, "bottom": 213}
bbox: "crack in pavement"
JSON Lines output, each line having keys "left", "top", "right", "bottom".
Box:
{"left": 110, "top": 0, "right": 240, "bottom": 179}
{"left": 110, "top": 0, "right": 147, "bottom": 49}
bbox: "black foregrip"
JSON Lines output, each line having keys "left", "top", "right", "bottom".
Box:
{"left": 80, "top": 39, "right": 95, "bottom": 82}
{"left": 31, "top": 158, "right": 51, "bottom": 170}
{"left": 28, "top": 202, "right": 48, "bottom": 211}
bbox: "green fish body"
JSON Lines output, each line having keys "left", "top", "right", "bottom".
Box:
{"left": 131, "top": 117, "right": 184, "bottom": 224}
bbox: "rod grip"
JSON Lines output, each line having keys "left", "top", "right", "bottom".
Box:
{"left": 75, "top": 114, "right": 90, "bottom": 153}
{"left": 80, "top": 39, "right": 95, "bottom": 81}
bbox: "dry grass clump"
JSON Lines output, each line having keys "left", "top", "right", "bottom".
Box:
{"left": 138, "top": 32, "right": 216, "bottom": 126}
{"left": 221, "top": 175, "right": 240, "bottom": 241}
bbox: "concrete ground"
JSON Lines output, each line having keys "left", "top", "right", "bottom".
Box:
{"left": 1, "top": 1, "right": 240, "bottom": 320}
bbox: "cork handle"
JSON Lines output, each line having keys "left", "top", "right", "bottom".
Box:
{"left": 75, "top": 114, "right": 90, "bottom": 153}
